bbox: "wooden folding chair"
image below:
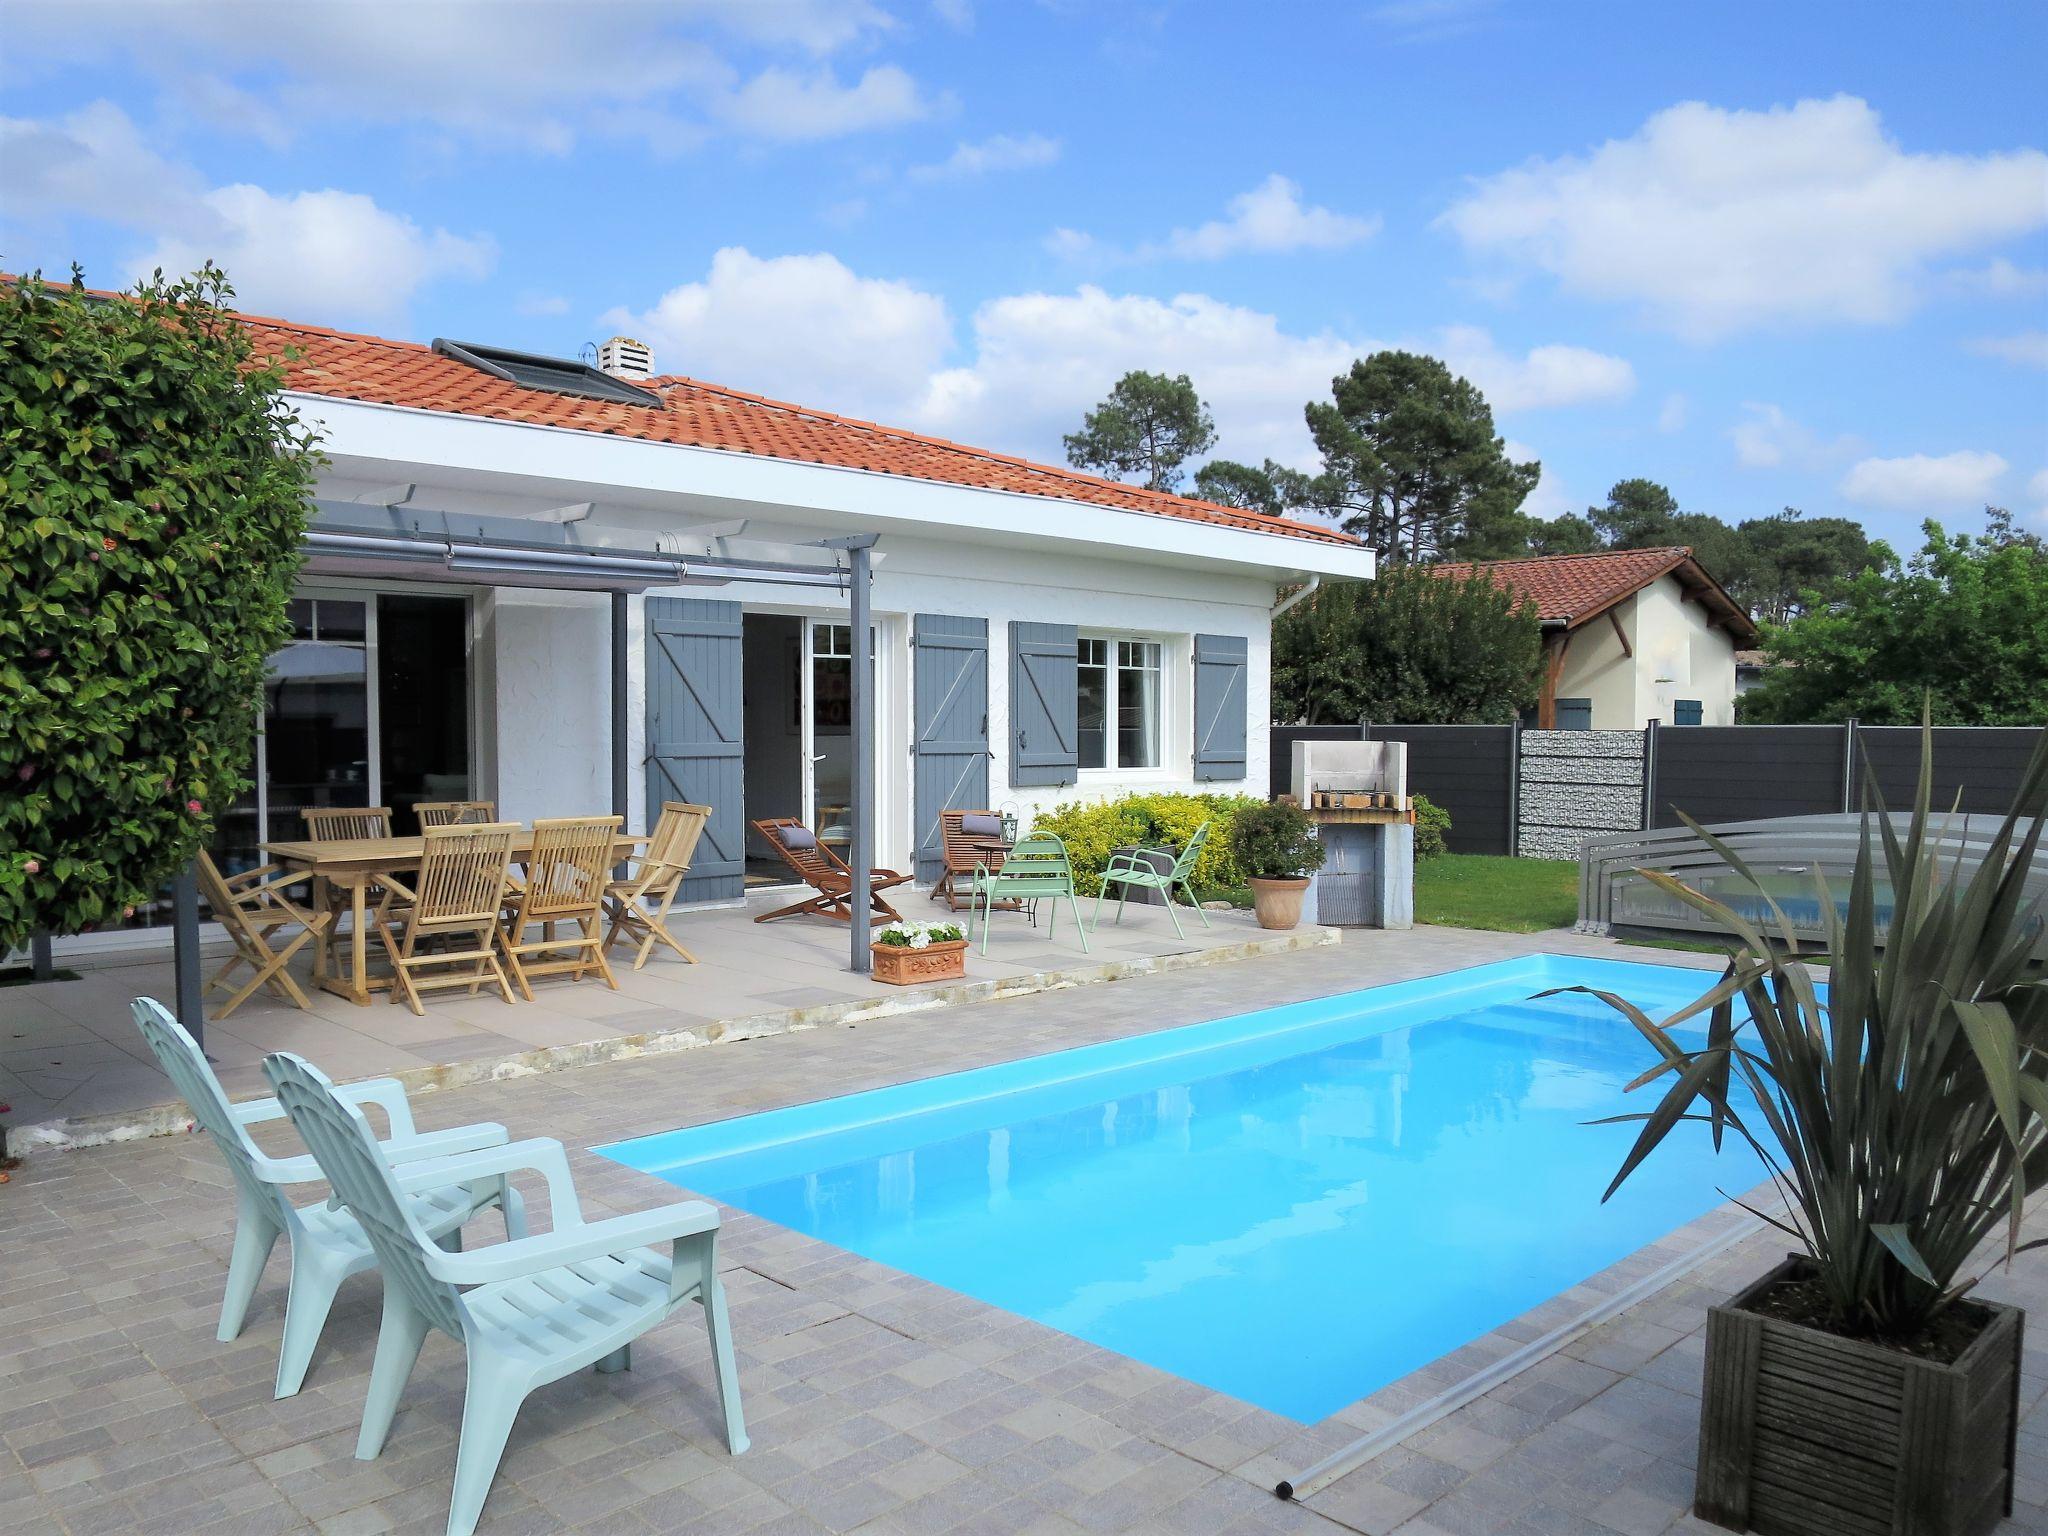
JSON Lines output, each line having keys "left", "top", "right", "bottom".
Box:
{"left": 499, "top": 816, "right": 622, "bottom": 1000}
{"left": 750, "top": 817, "right": 910, "bottom": 925}
{"left": 604, "top": 802, "right": 706, "bottom": 969}
{"left": 196, "top": 851, "right": 332, "bottom": 1019}
{"left": 932, "top": 809, "right": 1005, "bottom": 911}
{"left": 301, "top": 805, "right": 405, "bottom": 934}
{"left": 374, "top": 823, "right": 518, "bottom": 1017}
{"left": 415, "top": 800, "right": 497, "bottom": 828}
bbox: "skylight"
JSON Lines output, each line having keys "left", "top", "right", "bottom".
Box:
{"left": 432, "top": 339, "right": 662, "bottom": 408}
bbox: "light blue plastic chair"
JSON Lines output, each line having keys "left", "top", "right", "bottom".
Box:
{"left": 131, "top": 998, "right": 524, "bottom": 1399}
{"left": 263, "top": 1050, "right": 748, "bottom": 1536}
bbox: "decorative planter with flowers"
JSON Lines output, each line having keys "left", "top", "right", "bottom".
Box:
{"left": 1590, "top": 721, "right": 2047, "bottom": 1536}
{"left": 871, "top": 920, "right": 968, "bottom": 985}
{"left": 1225, "top": 802, "right": 1326, "bottom": 930}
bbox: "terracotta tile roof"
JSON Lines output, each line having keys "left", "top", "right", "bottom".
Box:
{"left": 1432, "top": 547, "right": 1760, "bottom": 644}
{"left": 225, "top": 309, "right": 1362, "bottom": 550}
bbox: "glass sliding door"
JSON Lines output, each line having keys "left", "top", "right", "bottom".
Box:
{"left": 375, "top": 594, "right": 473, "bottom": 834}
{"left": 808, "top": 620, "right": 855, "bottom": 855}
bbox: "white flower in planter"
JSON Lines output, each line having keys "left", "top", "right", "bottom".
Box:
{"left": 908, "top": 929, "right": 932, "bottom": 949}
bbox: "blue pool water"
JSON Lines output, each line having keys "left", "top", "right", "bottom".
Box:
{"left": 600, "top": 954, "right": 1770, "bottom": 1421}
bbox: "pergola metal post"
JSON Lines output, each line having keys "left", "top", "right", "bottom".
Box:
{"left": 610, "top": 591, "right": 631, "bottom": 874}
{"left": 847, "top": 538, "right": 877, "bottom": 973}
{"left": 28, "top": 932, "right": 53, "bottom": 983}
{"left": 171, "top": 861, "right": 204, "bottom": 1049}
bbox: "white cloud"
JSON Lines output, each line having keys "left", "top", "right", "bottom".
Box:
{"left": 908, "top": 133, "right": 1060, "bottom": 183}
{"left": 1440, "top": 95, "right": 2048, "bottom": 339}
{"left": 1657, "top": 393, "right": 1688, "bottom": 433}
{"left": 3, "top": 1, "right": 914, "bottom": 151}
{"left": 1965, "top": 331, "right": 2048, "bottom": 368}
{"left": 1730, "top": 402, "right": 1858, "bottom": 471}
{"left": 1947, "top": 258, "right": 2048, "bottom": 299}
{"left": 1501, "top": 439, "right": 1570, "bottom": 519}
{"left": 0, "top": 103, "right": 493, "bottom": 325}
{"left": 603, "top": 247, "right": 955, "bottom": 421}
{"left": 1431, "top": 324, "right": 1634, "bottom": 412}
{"left": 714, "top": 65, "right": 937, "bottom": 142}
{"left": 1841, "top": 450, "right": 2009, "bottom": 512}
{"left": 931, "top": 0, "right": 975, "bottom": 31}
{"left": 1057, "top": 175, "right": 1381, "bottom": 264}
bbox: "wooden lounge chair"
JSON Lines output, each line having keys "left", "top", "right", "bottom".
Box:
{"left": 375, "top": 823, "right": 519, "bottom": 1016}
{"left": 131, "top": 999, "right": 522, "bottom": 1399}
{"left": 196, "top": 850, "right": 331, "bottom": 1019}
{"left": 605, "top": 801, "right": 707, "bottom": 969}
{"left": 415, "top": 800, "right": 497, "bottom": 828}
{"left": 498, "top": 816, "right": 621, "bottom": 1000}
{"left": 264, "top": 1049, "right": 747, "bottom": 1536}
{"left": 750, "top": 817, "right": 909, "bottom": 925}
{"left": 932, "top": 809, "right": 1007, "bottom": 911}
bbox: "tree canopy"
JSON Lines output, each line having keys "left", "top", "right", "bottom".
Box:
{"left": 1063, "top": 370, "right": 1216, "bottom": 492}
{"left": 1, "top": 266, "right": 320, "bottom": 950}
{"left": 1191, "top": 457, "right": 1286, "bottom": 515}
{"left": 1291, "top": 351, "right": 1539, "bottom": 563}
{"left": 1741, "top": 520, "right": 2048, "bottom": 725}
{"left": 1272, "top": 563, "right": 1542, "bottom": 724}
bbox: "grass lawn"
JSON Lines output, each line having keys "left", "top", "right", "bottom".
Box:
{"left": 1414, "top": 853, "right": 1579, "bottom": 932}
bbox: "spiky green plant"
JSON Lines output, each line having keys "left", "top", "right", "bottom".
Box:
{"left": 1588, "top": 721, "right": 2048, "bottom": 1341}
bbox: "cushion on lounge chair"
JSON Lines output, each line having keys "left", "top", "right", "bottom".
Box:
{"left": 779, "top": 825, "right": 817, "bottom": 850}
{"left": 960, "top": 813, "right": 1003, "bottom": 837}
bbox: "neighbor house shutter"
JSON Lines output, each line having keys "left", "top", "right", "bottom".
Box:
{"left": 1673, "top": 699, "right": 1703, "bottom": 726}
{"left": 1009, "top": 622, "right": 1077, "bottom": 787}
{"left": 1556, "top": 697, "right": 1593, "bottom": 732}
{"left": 1192, "top": 633, "right": 1249, "bottom": 781}
{"left": 913, "top": 615, "right": 990, "bottom": 881}
{"left": 644, "top": 596, "right": 744, "bottom": 901}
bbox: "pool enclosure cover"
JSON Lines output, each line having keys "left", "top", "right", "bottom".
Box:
{"left": 1575, "top": 812, "right": 2048, "bottom": 957}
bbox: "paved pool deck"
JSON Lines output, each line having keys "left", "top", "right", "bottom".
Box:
{"left": 6, "top": 923, "right": 2046, "bottom": 1536}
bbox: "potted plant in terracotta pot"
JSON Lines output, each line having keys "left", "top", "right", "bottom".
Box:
{"left": 1588, "top": 724, "right": 2047, "bottom": 1536}
{"left": 1226, "top": 802, "right": 1325, "bottom": 930}
{"left": 870, "top": 919, "right": 968, "bottom": 985}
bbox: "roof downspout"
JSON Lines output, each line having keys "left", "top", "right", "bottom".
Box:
{"left": 1271, "top": 574, "right": 1321, "bottom": 619}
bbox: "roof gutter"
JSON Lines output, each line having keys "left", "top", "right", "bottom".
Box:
{"left": 1270, "top": 574, "right": 1321, "bottom": 619}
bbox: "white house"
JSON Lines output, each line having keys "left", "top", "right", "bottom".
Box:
{"left": 1433, "top": 548, "right": 1759, "bottom": 729}
{"left": 174, "top": 318, "right": 1374, "bottom": 925}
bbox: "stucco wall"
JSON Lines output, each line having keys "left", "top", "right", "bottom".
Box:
{"left": 489, "top": 532, "right": 1276, "bottom": 875}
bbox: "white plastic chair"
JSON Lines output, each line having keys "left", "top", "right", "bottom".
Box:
{"left": 263, "top": 1050, "right": 748, "bottom": 1536}
{"left": 131, "top": 998, "right": 525, "bottom": 1398}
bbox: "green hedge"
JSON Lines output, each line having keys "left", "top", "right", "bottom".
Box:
{"left": 1413, "top": 793, "right": 1451, "bottom": 858}
{"left": 1031, "top": 792, "right": 1261, "bottom": 896}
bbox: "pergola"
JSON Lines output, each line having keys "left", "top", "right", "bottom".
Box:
{"left": 165, "top": 499, "right": 883, "bottom": 1046}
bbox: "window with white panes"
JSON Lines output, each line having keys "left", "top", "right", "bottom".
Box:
{"left": 1077, "top": 635, "right": 1163, "bottom": 771}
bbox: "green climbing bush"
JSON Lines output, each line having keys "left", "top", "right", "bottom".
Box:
{"left": 1413, "top": 793, "right": 1452, "bottom": 858}
{"left": 1031, "top": 791, "right": 1261, "bottom": 896}
{"left": 0, "top": 265, "right": 320, "bottom": 950}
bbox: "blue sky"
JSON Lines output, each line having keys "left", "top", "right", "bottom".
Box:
{"left": 5, "top": 0, "right": 2045, "bottom": 549}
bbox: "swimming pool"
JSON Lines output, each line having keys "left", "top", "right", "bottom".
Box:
{"left": 599, "top": 953, "right": 1769, "bottom": 1422}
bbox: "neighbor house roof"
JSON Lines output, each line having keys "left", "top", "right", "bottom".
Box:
{"left": 1432, "top": 547, "right": 1760, "bottom": 644}
{"left": 221, "top": 310, "right": 1362, "bottom": 550}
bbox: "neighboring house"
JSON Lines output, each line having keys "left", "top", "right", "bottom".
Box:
{"left": 83, "top": 314, "right": 1374, "bottom": 946}
{"left": 1734, "top": 649, "right": 1771, "bottom": 698}
{"left": 1435, "top": 548, "right": 1759, "bottom": 729}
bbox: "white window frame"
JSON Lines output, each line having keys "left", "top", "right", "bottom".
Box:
{"left": 1077, "top": 631, "right": 1168, "bottom": 777}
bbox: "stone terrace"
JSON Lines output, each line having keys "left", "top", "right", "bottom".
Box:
{"left": 6, "top": 926, "right": 2047, "bottom": 1535}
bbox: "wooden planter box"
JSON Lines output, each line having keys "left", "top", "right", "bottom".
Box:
{"left": 1696, "top": 1255, "right": 2023, "bottom": 1536}
{"left": 870, "top": 938, "right": 968, "bottom": 986}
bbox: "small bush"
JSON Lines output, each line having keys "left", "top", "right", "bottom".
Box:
{"left": 1413, "top": 793, "right": 1452, "bottom": 858}
{"left": 1031, "top": 791, "right": 1259, "bottom": 896}
{"left": 1226, "top": 801, "right": 1327, "bottom": 880}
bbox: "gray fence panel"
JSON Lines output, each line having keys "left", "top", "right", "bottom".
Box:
{"left": 1651, "top": 726, "right": 1846, "bottom": 829}
{"left": 1269, "top": 725, "right": 1363, "bottom": 799}
{"left": 1853, "top": 726, "right": 2045, "bottom": 816}
{"left": 1366, "top": 725, "right": 1516, "bottom": 855}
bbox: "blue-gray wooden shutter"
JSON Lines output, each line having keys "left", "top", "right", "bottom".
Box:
{"left": 1556, "top": 697, "right": 1594, "bottom": 732}
{"left": 912, "top": 615, "right": 990, "bottom": 881}
{"left": 1673, "top": 699, "right": 1703, "bottom": 726}
{"left": 644, "top": 596, "right": 744, "bottom": 901}
{"left": 1009, "top": 622, "right": 1077, "bottom": 787}
{"left": 1192, "top": 633, "right": 1249, "bottom": 781}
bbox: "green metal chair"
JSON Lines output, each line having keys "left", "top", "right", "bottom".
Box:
{"left": 262, "top": 1049, "right": 748, "bottom": 1536}
{"left": 1095, "top": 820, "right": 1214, "bottom": 940}
{"left": 967, "top": 831, "right": 1090, "bottom": 955}
{"left": 130, "top": 998, "right": 523, "bottom": 1399}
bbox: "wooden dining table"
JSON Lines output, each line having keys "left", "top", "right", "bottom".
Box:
{"left": 262, "top": 830, "right": 646, "bottom": 1006}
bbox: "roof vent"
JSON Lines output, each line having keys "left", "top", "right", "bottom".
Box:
{"left": 597, "top": 335, "right": 654, "bottom": 382}
{"left": 432, "top": 338, "right": 661, "bottom": 408}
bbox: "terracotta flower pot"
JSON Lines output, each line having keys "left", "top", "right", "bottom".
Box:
{"left": 1695, "top": 1254, "right": 2021, "bottom": 1536}
{"left": 870, "top": 938, "right": 968, "bottom": 985}
{"left": 1248, "top": 876, "right": 1310, "bottom": 930}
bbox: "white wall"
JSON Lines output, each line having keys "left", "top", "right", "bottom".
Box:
{"left": 1551, "top": 578, "right": 1739, "bottom": 729}
{"left": 491, "top": 531, "right": 1277, "bottom": 875}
